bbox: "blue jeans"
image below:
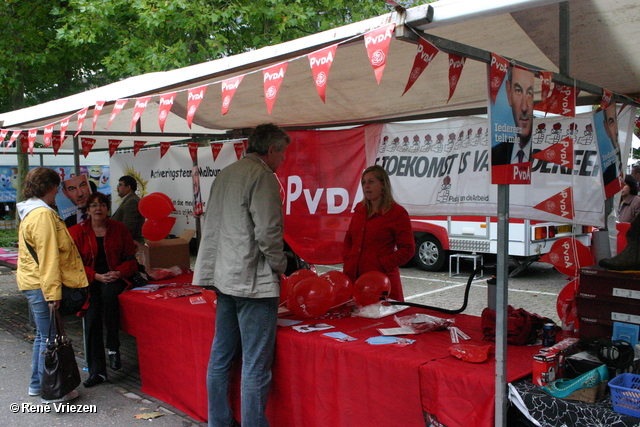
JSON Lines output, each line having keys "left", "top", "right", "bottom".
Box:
{"left": 207, "top": 290, "right": 279, "bottom": 427}
{"left": 23, "top": 289, "right": 55, "bottom": 395}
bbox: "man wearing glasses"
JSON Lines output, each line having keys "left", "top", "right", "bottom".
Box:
{"left": 112, "top": 175, "right": 144, "bottom": 242}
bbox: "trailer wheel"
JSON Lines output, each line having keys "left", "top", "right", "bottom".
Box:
{"left": 414, "top": 235, "right": 445, "bottom": 271}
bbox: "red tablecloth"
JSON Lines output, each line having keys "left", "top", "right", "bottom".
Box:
{"left": 119, "top": 278, "right": 540, "bottom": 426}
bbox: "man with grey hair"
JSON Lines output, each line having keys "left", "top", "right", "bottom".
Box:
{"left": 631, "top": 164, "right": 640, "bottom": 186}
{"left": 194, "top": 123, "right": 291, "bottom": 427}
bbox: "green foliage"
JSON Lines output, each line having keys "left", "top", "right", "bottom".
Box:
{"left": 0, "top": 228, "right": 18, "bottom": 248}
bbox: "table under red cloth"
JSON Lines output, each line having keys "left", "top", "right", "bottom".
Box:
{"left": 119, "top": 278, "right": 540, "bottom": 426}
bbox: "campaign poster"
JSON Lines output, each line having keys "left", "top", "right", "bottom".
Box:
{"left": 593, "top": 104, "right": 624, "bottom": 199}
{"left": 490, "top": 65, "right": 535, "bottom": 185}
{"left": 57, "top": 173, "right": 91, "bottom": 222}
{"left": 0, "top": 167, "right": 19, "bottom": 202}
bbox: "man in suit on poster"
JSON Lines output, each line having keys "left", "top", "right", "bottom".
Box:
{"left": 62, "top": 174, "right": 93, "bottom": 228}
{"left": 111, "top": 175, "right": 144, "bottom": 242}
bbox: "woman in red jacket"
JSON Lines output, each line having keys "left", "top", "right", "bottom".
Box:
{"left": 69, "top": 192, "right": 138, "bottom": 388}
{"left": 342, "top": 165, "right": 415, "bottom": 301}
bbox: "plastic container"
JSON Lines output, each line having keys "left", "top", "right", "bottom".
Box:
{"left": 609, "top": 373, "right": 640, "bottom": 417}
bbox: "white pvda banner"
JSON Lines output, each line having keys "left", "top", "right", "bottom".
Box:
{"left": 366, "top": 108, "right": 635, "bottom": 227}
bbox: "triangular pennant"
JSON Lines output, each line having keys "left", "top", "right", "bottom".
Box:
{"left": 133, "top": 140, "right": 147, "bottom": 156}
{"left": 211, "top": 143, "right": 223, "bottom": 162}
{"left": 59, "top": 116, "right": 71, "bottom": 142}
{"left": 160, "top": 141, "right": 171, "bottom": 158}
{"left": 447, "top": 54, "right": 466, "bottom": 103}
{"left": 43, "top": 124, "right": 54, "bottom": 147}
{"left": 106, "top": 99, "right": 129, "bottom": 130}
{"left": 188, "top": 142, "right": 199, "bottom": 162}
{"left": 489, "top": 53, "right": 510, "bottom": 104}
{"left": 533, "top": 187, "right": 574, "bottom": 219}
{"left": 108, "top": 139, "right": 123, "bottom": 158}
{"left": 19, "top": 133, "right": 29, "bottom": 154}
{"left": 636, "top": 114, "right": 640, "bottom": 133}
{"left": 52, "top": 135, "right": 65, "bottom": 155}
{"left": 364, "top": 23, "right": 395, "bottom": 84}
{"left": 532, "top": 136, "right": 574, "bottom": 169}
{"left": 158, "top": 92, "right": 176, "bottom": 132}
{"left": 308, "top": 45, "right": 338, "bottom": 103}
{"left": 534, "top": 83, "right": 576, "bottom": 117}
{"left": 91, "top": 101, "right": 106, "bottom": 133}
{"left": 233, "top": 141, "right": 245, "bottom": 160}
{"left": 0, "top": 129, "right": 7, "bottom": 145}
{"left": 74, "top": 107, "right": 90, "bottom": 137}
{"left": 186, "top": 86, "right": 207, "bottom": 128}
{"left": 4, "top": 130, "right": 22, "bottom": 154}
{"left": 539, "top": 71, "right": 553, "bottom": 102}
{"left": 27, "top": 128, "right": 38, "bottom": 155}
{"left": 263, "top": 63, "right": 288, "bottom": 115}
{"left": 403, "top": 37, "right": 439, "bottom": 96}
{"left": 130, "top": 96, "right": 151, "bottom": 132}
{"left": 81, "top": 137, "right": 96, "bottom": 158}
{"left": 221, "top": 76, "right": 244, "bottom": 115}
{"left": 600, "top": 88, "right": 614, "bottom": 111}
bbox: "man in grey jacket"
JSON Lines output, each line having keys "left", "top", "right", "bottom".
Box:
{"left": 111, "top": 175, "right": 144, "bottom": 242}
{"left": 193, "top": 123, "right": 290, "bottom": 427}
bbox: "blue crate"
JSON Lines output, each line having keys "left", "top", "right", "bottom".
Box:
{"left": 609, "top": 373, "right": 640, "bottom": 418}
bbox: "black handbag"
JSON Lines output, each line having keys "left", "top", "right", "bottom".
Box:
{"left": 41, "top": 305, "right": 81, "bottom": 401}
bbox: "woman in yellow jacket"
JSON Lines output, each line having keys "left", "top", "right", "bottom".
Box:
{"left": 17, "top": 167, "right": 88, "bottom": 403}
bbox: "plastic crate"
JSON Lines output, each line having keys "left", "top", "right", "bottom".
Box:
{"left": 609, "top": 373, "right": 640, "bottom": 417}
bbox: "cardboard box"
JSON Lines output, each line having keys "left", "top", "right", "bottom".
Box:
{"left": 136, "top": 229, "right": 196, "bottom": 271}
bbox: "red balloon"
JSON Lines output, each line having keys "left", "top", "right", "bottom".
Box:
{"left": 557, "top": 278, "right": 579, "bottom": 327}
{"left": 282, "top": 269, "right": 317, "bottom": 305}
{"left": 142, "top": 216, "right": 176, "bottom": 241}
{"left": 286, "top": 276, "right": 336, "bottom": 318}
{"left": 353, "top": 271, "right": 391, "bottom": 306}
{"left": 320, "top": 270, "right": 352, "bottom": 307}
{"left": 539, "top": 237, "right": 594, "bottom": 277}
{"left": 139, "top": 192, "right": 175, "bottom": 220}
{"left": 279, "top": 274, "right": 289, "bottom": 305}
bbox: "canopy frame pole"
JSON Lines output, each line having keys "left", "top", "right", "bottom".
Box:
{"left": 495, "top": 184, "right": 510, "bottom": 426}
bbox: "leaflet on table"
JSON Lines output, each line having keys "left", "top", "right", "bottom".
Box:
{"left": 277, "top": 318, "right": 303, "bottom": 327}
{"left": 292, "top": 323, "right": 334, "bottom": 333}
{"left": 131, "top": 284, "right": 167, "bottom": 292}
{"left": 366, "top": 336, "right": 416, "bottom": 346}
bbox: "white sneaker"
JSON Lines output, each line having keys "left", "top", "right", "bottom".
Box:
{"left": 41, "top": 389, "right": 79, "bottom": 404}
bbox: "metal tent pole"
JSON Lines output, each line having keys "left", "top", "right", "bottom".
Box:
{"left": 495, "top": 184, "right": 510, "bottom": 426}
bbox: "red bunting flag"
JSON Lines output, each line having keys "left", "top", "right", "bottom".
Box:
{"left": 19, "top": 133, "right": 29, "bottom": 154}
{"left": 403, "top": 37, "right": 439, "bottom": 96}
{"left": 364, "top": 23, "right": 395, "bottom": 84}
{"left": 489, "top": 53, "right": 509, "bottom": 105}
{"left": 233, "top": 141, "right": 245, "bottom": 160}
{"left": 186, "top": 86, "right": 207, "bottom": 128}
{"left": 533, "top": 187, "right": 574, "bottom": 220}
{"left": 43, "top": 124, "right": 54, "bottom": 147}
{"left": 81, "top": 137, "right": 96, "bottom": 158}
{"left": 263, "top": 63, "right": 288, "bottom": 115}
{"left": 108, "top": 139, "right": 123, "bottom": 157}
{"left": 92, "top": 101, "right": 106, "bottom": 133}
{"left": 106, "top": 99, "right": 129, "bottom": 130}
{"left": 600, "top": 88, "right": 614, "bottom": 111}
{"left": 51, "top": 135, "right": 65, "bottom": 155}
{"left": 133, "top": 140, "right": 147, "bottom": 156}
{"left": 532, "top": 136, "right": 574, "bottom": 169}
{"left": 188, "top": 142, "right": 199, "bottom": 162}
{"left": 27, "top": 128, "right": 38, "bottom": 155}
{"left": 130, "top": 96, "right": 151, "bottom": 132}
{"left": 160, "top": 141, "right": 171, "bottom": 158}
{"left": 448, "top": 54, "right": 466, "bottom": 103}
{"left": 539, "top": 71, "right": 553, "bottom": 102}
{"left": 4, "top": 130, "right": 22, "bottom": 154}
{"left": 221, "top": 76, "right": 244, "bottom": 115}
{"left": 158, "top": 92, "right": 176, "bottom": 132}
{"left": 211, "top": 143, "right": 223, "bottom": 162}
{"left": 74, "top": 107, "right": 89, "bottom": 137}
{"left": 635, "top": 114, "right": 640, "bottom": 133}
{"left": 534, "top": 83, "right": 576, "bottom": 117}
{"left": 308, "top": 45, "right": 338, "bottom": 103}
{"left": 0, "top": 129, "right": 7, "bottom": 142}
{"left": 59, "top": 116, "right": 71, "bottom": 143}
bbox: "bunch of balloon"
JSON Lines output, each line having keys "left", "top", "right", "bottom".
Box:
{"left": 280, "top": 269, "right": 317, "bottom": 305}
{"left": 353, "top": 271, "right": 391, "bottom": 307}
{"left": 286, "top": 275, "right": 336, "bottom": 319}
{"left": 319, "top": 270, "right": 353, "bottom": 308}
{"left": 139, "top": 192, "right": 176, "bottom": 241}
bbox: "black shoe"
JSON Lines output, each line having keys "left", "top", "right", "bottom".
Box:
{"left": 109, "top": 350, "right": 122, "bottom": 371}
{"left": 83, "top": 374, "right": 105, "bottom": 388}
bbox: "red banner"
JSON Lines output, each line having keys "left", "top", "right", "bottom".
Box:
{"left": 81, "top": 137, "right": 96, "bottom": 158}
{"left": 308, "top": 44, "right": 337, "bottom": 103}
{"left": 160, "top": 141, "right": 171, "bottom": 158}
{"left": 539, "top": 71, "right": 553, "bottom": 102}
{"left": 532, "top": 136, "right": 573, "bottom": 169}
{"left": 108, "top": 139, "right": 123, "bottom": 158}
{"left": 92, "top": 101, "right": 106, "bottom": 133}
{"left": 59, "top": 116, "right": 71, "bottom": 143}
{"left": 221, "top": 76, "right": 244, "bottom": 115}
{"left": 133, "top": 140, "right": 147, "bottom": 156}
{"left": 130, "top": 96, "right": 151, "bottom": 132}
{"left": 276, "top": 126, "right": 374, "bottom": 264}
{"left": 489, "top": 53, "right": 509, "bottom": 104}
{"left": 74, "top": 107, "right": 89, "bottom": 137}
{"left": 27, "top": 128, "right": 37, "bottom": 155}
{"left": 52, "top": 135, "right": 65, "bottom": 155}
{"left": 600, "top": 88, "right": 613, "bottom": 111}
{"left": 448, "top": 54, "right": 466, "bottom": 103}
{"left": 533, "top": 187, "right": 574, "bottom": 220}
{"left": 263, "top": 63, "right": 288, "bottom": 115}
{"left": 188, "top": 142, "right": 199, "bottom": 162}
{"left": 233, "top": 142, "right": 245, "bottom": 160}
{"left": 403, "top": 37, "right": 439, "bottom": 96}
{"left": 211, "top": 143, "right": 223, "bottom": 162}
{"left": 364, "top": 23, "right": 395, "bottom": 84}
{"left": 43, "top": 124, "right": 54, "bottom": 147}
{"left": 158, "top": 92, "right": 176, "bottom": 132}
{"left": 186, "top": 86, "right": 207, "bottom": 128}
{"left": 534, "top": 83, "right": 576, "bottom": 117}
{"left": 106, "top": 99, "right": 128, "bottom": 130}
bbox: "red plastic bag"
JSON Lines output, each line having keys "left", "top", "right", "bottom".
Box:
{"left": 448, "top": 343, "right": 492, "bottom": 363}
